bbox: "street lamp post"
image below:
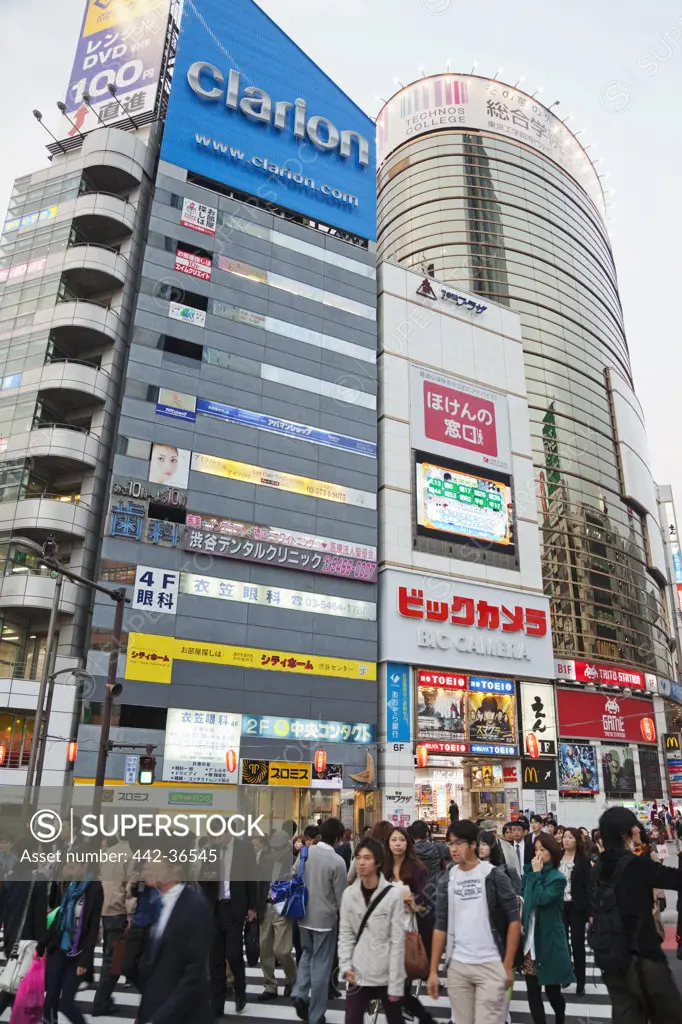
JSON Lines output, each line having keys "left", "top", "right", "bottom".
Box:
{"left": 24, "top": 570, "right": 62, "bottom": 792}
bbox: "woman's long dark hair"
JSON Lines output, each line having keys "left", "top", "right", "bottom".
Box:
{"left": 384, "top": 826, "right": 425, "bottom": 888}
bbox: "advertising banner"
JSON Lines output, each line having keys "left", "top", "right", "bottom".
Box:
{"left": 179, "top": 572, "right": 376, "bottom": 621}
{"left": 416, "top": 672, "right": 518, "bottom": 754}
{"left": 638, "top": 747, "right": 664, "bottom": 801}
{"left": 3, "top": 205, "right": 58, "bottom": 234}
{"left": 410, "top": 365, "right": 511, "bottom": 473}
{"left": 521, "top": 758, "right": 558, "bottom": 791}
{"left": 155, "top": 389, "right": 197, "bottom": 422}
{"left": 601, "top": 746, "right": 636, "bottom": 796}
{"left": 554, "top": 659, "right": 645, "bottom": 691}
{"left": 0, "top": 258, "right": 47, "bottom": 284}
{"left": 558, "top": 743, "right": 599, "bottom": 795}
{"left": 168, "top": 301, "right": 207, "bottom": 328}
{"left": 470, "top": 764, "right": 504, "bottom": 790}
{"left": 417, "top": 677, "right": 466, "bottom": 743}
{"left": 556, "top": 689, "right": 656, "bottom": 744}
{"left": 520, "top": 681, "right": 557, "bottom": 757}
{"left": 160, "top": 0, "right": 376, "bottom": 238}
{"left": 163, "top": 708, "right": 242, "bottom": 785}
{"left": 132, "top": 565, "right": 178, "bottom": 616}
{"left": 125, "top": 633, "right": 376, "bottom": 685}
{"left": 180, "top": 198, "right": 217, "bottom": 236}
{"left": 60, "top": 0, "right": 171, "bottom": 139}
{"left": 242, "top": 714, "right": 374, "bottom": 744}
{"left": 149, "top": 443, "right": 191, "bottom": 490}
{"left": 376, "top": 74, "right": 604, "bottom": 216}
{"left": 191, "top": 452, "right": 376, "bottom": 510}
{"left": 240, "top": 760, "right": 312, "bottom": 787}
{"left": 415, "top": 460, "right": 512, "bottom": 549}
{"left": 174, "top": 249, "right": 212, "bottom": 281}
{"left": 184, "top": 512, "right": 377, "bottom": 582}
{"left": 311, "top": 764, "right": 343, "bottom": 789}
{"left": 386, "top": 663, "right": 411, "bottom": 744}
{"left": 468, "top": 691, "right": 515, "bottom": 745}
{"left": 195, "top": 398, "right": 377, "bottom": 458}
{"left": 381, "top": 569, "right": 554, "bottom": 680}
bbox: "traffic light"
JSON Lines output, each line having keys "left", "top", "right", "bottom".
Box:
{"left": 138, "top": 755, "right": 156, "bottom": 785}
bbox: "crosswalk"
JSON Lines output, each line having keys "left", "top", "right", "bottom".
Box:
{"left": 0, "top": 945, "right": 614, "bottom": 1024}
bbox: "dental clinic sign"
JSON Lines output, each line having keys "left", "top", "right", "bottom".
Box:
{"left": 161, "top": 0, "right": 376, "bottom": 238}
{"left": 380, "top": 569, "right": 554, "bottom": 680}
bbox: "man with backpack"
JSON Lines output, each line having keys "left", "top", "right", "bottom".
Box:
{"left": 410, "top": 819, "right": 448, "bottom": 911}
{"left": 590, "top": 806, "right": 682, "bottom": 1022}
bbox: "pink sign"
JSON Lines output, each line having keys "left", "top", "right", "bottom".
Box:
{"left": 423, "top": 380, "right": 498, "bottom": 459}
{"left": 174, "top": 249, "right": 212, "bottom": 281}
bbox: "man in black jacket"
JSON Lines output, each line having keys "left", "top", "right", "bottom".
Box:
{"left": 597, "top": 806, "right": 682, "bottom": 1021}
{"left": 199, "top": 831, "right": 258, "bottom": 1017}
{"left": 410, "top": 819, "right": 448, "bottom": 911}
{"left": 509, "top": 820, "right": 534, "bottom": 875}
{"left": 138, "top": 845, "right": 212, "bottom": 1024}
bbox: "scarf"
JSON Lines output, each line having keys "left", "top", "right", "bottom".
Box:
{"left": 58, "top": 881, "right": 89, "bottom": 952}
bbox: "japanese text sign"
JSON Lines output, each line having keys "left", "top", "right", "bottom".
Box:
{"left": 181, "top": 198, "right": 217, "bottom": 236}
{"left": 163, "top": 708, "right": 242, "bottom": 785}
{"left": 386, "top": 663, "right": 411, "bottom": 744}
{"left": 556, "top": 689, "right": 656, "bottom": 744}
{"left": 242, "top": 714, "right": 375, "bottom": 744}
{"left": 132, "top": 565, "right": 178, "bottom": 616}
{"left": 520, "top": 681, "right": 557, "bottom": 757}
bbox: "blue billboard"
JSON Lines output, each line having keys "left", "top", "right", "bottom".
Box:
{"left": 161, "top": 0, "right": 376, "bottom": 239}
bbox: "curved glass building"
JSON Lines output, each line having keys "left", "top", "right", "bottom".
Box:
{"left": 377, "top": 74, "right": 673, "bottom": 677}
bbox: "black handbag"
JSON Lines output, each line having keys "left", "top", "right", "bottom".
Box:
{"left": 244, "top": 918, "right": 260, "bottom": 968}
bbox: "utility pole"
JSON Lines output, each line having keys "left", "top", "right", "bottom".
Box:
{"left": 93, "top": 591, "right": 125, "bottom": 814}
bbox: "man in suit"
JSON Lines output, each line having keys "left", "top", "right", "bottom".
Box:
{"left": 510, "top": 820, "right": 534, "bottom": 874}
{"left": 137, "top": 844, "right": 212, "bottom": 1024}
{"left": 199, "top": 830, "right": 258, "bottom": 1017}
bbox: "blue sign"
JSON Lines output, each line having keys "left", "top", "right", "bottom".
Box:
{"left": 195, "top": 399, "right": 376, "bottom": 457}
{"left": 123, "top": 755, "right": 139, "bottom": 785}
{"left": 242, "top": 714, "right": 375, "bottom": 744}
{"left": 468, "top": 677, "right": 515, "bottom": 694}
{"left": 161, "top": 0, "right": 376, "bottom": 239}
{"left": 659, "top": 678, "right": 682, "bottom": 705}
{"left": 672, "top": 543, "right": 682, "bottom": 584}
{"left": 470, "top": 743, "right": 518, "bottom": 757}
{"left": 156, "top": 402, "right": 196, "bottom": 423}
{"left": 386, "top": 663, "right": 411, "bottom": 743}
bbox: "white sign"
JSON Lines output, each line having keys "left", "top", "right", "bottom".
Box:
{"left": 179, "top": 572, "right": 375, "bottom": 621}
{"left": 132, "top": 565, "right": 179, "bottom": 615}
{"left": 383, "top": 787, "right": 416, "bottom": 828}
{"left": 410, "top": 364, "right": 511, "bottom": 474}
{"left": 520, "top": 681, "right": 557, "bottom": 757}
{"left": 376, "top": 74, "right": 604, "bottom": 217}
{"left": 180, "top": 197, "right": 217, "bottom": 236}
{"left": 169, "top": 301, "right": 207, "bottom": 328}
{"left": 124, "top": 755, "right": 138, "bottom": 786}
{"left": 163, "top": 708, "right": 242, "bottom": 785}
{"left": 380, "top": 568, "right": 554, "bottom": 680}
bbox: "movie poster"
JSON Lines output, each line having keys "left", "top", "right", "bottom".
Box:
{"left": 558, "top": 743, "right": 599, "bottom": 795}
{"left": 467, "top": 691, "right": 515, "bottom": 744}
{"left": 417, "top": 682, "right": 466, "bottom": 742}
{"left": 601, "top": 746, "right": 635, "bottom": 796}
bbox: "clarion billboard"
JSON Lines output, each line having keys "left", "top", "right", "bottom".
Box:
{"left": 161, "top": 0, "right": 376, "bottom": 238}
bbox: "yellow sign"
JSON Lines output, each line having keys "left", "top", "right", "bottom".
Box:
{"left": 83, "top": 0, "right": 167, "bottom": 37}
{"left": 125, "top": 632, "right": 174, "bottom": 683}
{"left": 268, "top": 762, "right": 312, "bottom": 787}
{"left": 191, "top": 452, "right": 376, "bottom": 510}
{"left": 125, "top": 634, "right": 376, "bottom": 684}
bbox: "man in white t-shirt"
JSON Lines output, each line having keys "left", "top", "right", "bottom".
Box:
{"left": 427, "top": 820, "right": 521, "bottom": 1024}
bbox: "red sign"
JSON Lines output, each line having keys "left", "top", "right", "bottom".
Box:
{"left": 174, "top": 249, "right": 212, "bottom": 281}
{"left": 417, "top": 669, "right": 466, "bottom": 690}
{"left": 565, "top": 660, "right": 646, "bottom": 691}
{"left": 557, "top": 689, "right": 656, "bottom": 744}
{"left": 503, "top": 765, "right": 518, "bottom": 783}
{"left": 423, "top": 380, "right": 498, "bottom": 459}
{"left": 399, "top": 586, "right": 548, "bottom": 636}
{"left": 421, "top": 741, "right": 468, "bottom": 754}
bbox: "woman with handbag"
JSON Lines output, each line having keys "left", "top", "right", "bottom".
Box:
{"left": 384, "top": 827, "right": 433, "bottom": 1024}
{"left": 39, "top": 865, "right": 103, "bottom": 1024}
{"left": 338, "top": 837, "right": 405, "bottom": 1024}
{"left": 0, "top": 876, "right": 48, "bottom": 1017}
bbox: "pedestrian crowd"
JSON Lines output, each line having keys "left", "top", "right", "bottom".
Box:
{"left": 0, "top": 808, "right": 681, "bottom": 1024}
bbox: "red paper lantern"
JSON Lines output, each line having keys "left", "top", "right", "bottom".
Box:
{"left": 416, "top": 745, "right": 429, "bottom": 768}
{"left": 225, "top": 749, "right": 237, "bottom": 774}
{"left": 0, "top": 744, "right": 6, "bottom": 766}
{"left": 525, "top": 732, "right": 540, "bottom": 759}
{"left": 640, "top": 718, "right": 656, "bottom": 743}
{"left": 314, "top": 750, "right": 327, "bottom": 773}
{"left": 67, "top": 741, "right": 78, "bottom": 764}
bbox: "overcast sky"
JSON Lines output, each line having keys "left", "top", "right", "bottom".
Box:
{"left": 2, "top": 0, "right": 680, "bottom": 511}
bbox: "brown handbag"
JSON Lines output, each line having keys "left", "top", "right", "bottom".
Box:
{"left": 111, "top": 929, "right": 129, "bottom": 977}
{"left": 404, "top": 928, "right": 429, "bottom": 980}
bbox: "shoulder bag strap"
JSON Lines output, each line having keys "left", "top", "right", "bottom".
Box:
{"left": 10, "top": 880, "right": 35, "bottom": 959}
{"left": 353, "top": 884, "right": 392, "bottom": 950}
{"left": 297, "top": 844, "right": 309, "bottom": 880}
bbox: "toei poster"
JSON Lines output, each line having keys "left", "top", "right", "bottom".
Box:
{"left": 467, "top": 691, "right": 516, "bottom": 744}
{"left": 558, "top": 743, "right": 599, "bottom": 795}
{"left": 417, "top": 673, "right": 466, "bottom": 742}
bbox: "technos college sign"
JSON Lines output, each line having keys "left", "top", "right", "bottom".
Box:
{"left": 187, "top": 64, "right": 370, "bottom": 166}
{"left": 379, "top": 569, "right": 555, "bottom": 680}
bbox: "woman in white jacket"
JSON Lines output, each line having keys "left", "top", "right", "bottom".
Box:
{"left": 338, "top": 837, "right": 406, "bottom": 1024}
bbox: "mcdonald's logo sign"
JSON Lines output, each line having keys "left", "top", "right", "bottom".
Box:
{"left": 664, "top": 734, "right": 681, "bottom": 751}
{"left": 521, "top": 757, "right": 557, "bottom": 790}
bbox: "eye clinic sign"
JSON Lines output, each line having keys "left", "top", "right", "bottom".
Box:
{"left": 380, "top": 569, "right": 554, "bottom": 679}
